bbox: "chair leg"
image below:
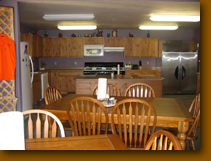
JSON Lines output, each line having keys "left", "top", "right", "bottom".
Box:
{"left": 189, "top": 140, "right": 196, "bottom": 150}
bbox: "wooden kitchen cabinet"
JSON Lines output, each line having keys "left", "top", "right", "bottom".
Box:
{"left": 32, "top": 74, "right": 42, "bottom": 104}
{"left": 125, "top": 70, "right": 161, "bottom": 76}
{"left": 124, "top": 37, "right": 158, "bottom": 57}
{"left": 104, "top": 37, "right": 126, "bottom": 47}
{"left": 58, "top": 37, "right": 68, "bottom": 57}
{"left": 49, "top": 70, "right": 83, "bottom": 93}
{"left": 83, "top": 37, "right": 104, "bottom": 45}
{"left": 67, "top": 37, "right": 83, "bottom": 57}
{"left": 21, "top": 33, "right": 43, "bottom": 57}
{"left": 43, "top": 37, "right": 52, "bottom": 57}
{"left": 51, "top": 37, "right": 68, "bottom": 57}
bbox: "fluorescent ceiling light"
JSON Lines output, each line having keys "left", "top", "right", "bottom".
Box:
{"left": 150, "top": 15, "right": 200, "bottom": 22}
{"left": 43, "top": 14, "right": 95, "bottom": 21}
{"left": 58, "top": 25, "right": 97, "bottom": 30}
{"left": 139, "top": 25, "right": 178, "bottom": 30}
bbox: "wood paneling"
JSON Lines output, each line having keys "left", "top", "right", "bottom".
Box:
{"left": 125, "top": 70, "right": 161, "bottom": 76}
{"left": 49, "top": 70, "right": 83, "bottom": 93}
{"left": 76, "top": 78, "right": 163, "bottom": 97}
{"left": 67, "top": 37, "right": 83, "bottom": 57}
{"left": 32, "top": 74, "right": 41, "bottom": 104}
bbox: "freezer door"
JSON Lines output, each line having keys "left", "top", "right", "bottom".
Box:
{"left": 162, "top": 52, "right": 180, "bottom": 94}
{"left": 180, "top": 52, "right": 198, "bottom": 93}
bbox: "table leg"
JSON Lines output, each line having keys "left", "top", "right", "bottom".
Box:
{"left": 177, "top": 121, "right": 189, "bottom": 150}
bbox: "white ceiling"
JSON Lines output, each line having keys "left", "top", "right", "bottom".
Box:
{"left": 18, "top": 0, "right": 200, "bottom": 30}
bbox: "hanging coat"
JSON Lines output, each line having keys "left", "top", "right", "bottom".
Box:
{"left": 0, "top": 34, "right": 16, "bottom": 80}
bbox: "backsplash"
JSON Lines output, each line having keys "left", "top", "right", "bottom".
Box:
{"left": 36, "top": 52, "right": 161, "bottom": 68}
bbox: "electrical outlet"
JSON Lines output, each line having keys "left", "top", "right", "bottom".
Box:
{"left": 54, "top": 61, "right": 57, "bottom": 65}
{"left": 75, "top": 61, "right": 77, "bottom": 65}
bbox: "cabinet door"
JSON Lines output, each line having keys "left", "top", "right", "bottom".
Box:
{"left": 32, "top": 74, "right": 41, "bottom": 104}
{"left": 49, "top": 70, "right": 83, "bottom": 93}
{"left": 58, "top": 38, "right": 68, "bottom": 57}
{"left": 51, "top": 38, "right": 60, "bottom": 57}
{"left": 104, "top": 37, "right": 125, "bottom": 47}
{"left": 36, "top": 36, "right": 43, "bottom": 57}
{"left": 43, "top": 37, "right": 52, "bottom": 57}
{"left": 67, "top": 37, "right": 83, "bottom": 57}
{"left": 147, "top": 37, "right": 158, "bottom": 57}
{"left": 124, "top": 37, "right": 133, "bottom": 57}
{"left": 83, "top": 37, "right": 104, "bottom": 45}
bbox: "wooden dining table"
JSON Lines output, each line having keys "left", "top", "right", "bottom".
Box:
{"left": 40, "top": 94, "right": 194, "bottom": 150}
{"left": 25, "top": 134, "right": 128, "bottom": 150}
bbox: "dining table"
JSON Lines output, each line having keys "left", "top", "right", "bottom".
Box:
{"left": 40, "top": 94, "right": 194, "bottom": 150}
{"left": 25, "top": 134, "right": 128, "bottom": 150}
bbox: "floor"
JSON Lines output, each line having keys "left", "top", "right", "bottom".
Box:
{"left": 33, "top": 94, "right": 200, "bottom": 150}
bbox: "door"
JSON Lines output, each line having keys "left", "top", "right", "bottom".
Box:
{"left": 162, "top": 52, "right": 180, "bottom": 94}
{"left": 179, "top": 52, "right": 198, "bottom": 93}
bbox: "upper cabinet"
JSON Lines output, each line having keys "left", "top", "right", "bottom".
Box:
{"left": 67, "top": 37, "right": 83, "bottom": 57}
{"left": 21, "top": 34, "right": 159, "bottom": 58}
{"left": 83, "top": 37, "right": 104, "bottom": 45}
{"left": 104, "top": 37, "right": 126, "bottom": 47}
{"left": 124, "top": 37, "right": 158, "bottom": 57}
{"left": 21, "top": 33, "right": 43, "bottom": 57}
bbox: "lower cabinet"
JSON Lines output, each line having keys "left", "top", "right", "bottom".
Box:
{"left": 125, "top": 70, "right": 161, "bottom": 76}
{"left": 32, "top": 74, "right": 42, "bottom": 104}
{"left": 49, "top": 70, "right": 83, "bottom": 94}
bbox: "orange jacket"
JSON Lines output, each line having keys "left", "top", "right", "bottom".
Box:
{"left": 0, "top": 34, "right": 16, "bottom": 80}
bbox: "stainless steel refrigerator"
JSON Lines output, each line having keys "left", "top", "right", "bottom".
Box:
{"left": 161, "top": 40, "right": 198, "bottom": 94}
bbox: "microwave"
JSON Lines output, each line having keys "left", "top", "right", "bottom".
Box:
{"left": 84, "top": 45, "right": 104, "bottom": 56}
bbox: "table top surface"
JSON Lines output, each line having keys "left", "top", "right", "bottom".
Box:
{"left": 41, "top": 94, "right": 193, "bottom": 122}
{"left": 25, "top": 134, "right": 128, "bottom": 150}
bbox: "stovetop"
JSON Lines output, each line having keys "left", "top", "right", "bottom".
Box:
{"left": 84, "top": 67, "right": 125, "bottom": 71}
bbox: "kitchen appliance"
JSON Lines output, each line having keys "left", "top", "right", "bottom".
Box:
{"left": 84, "top": 45, "right": 104, "bottom": 56}
{"left": 41, "top": 73, "right": 49, "bottom": 99}
{"left": 83, "top": 62, "right": 125, "bottom": 75}
{"left": 20, "top": 42, "right": 34, "bottom": 111}
{"left": 131, "top": 64, "right": 139, "bottom": 70}
{"left": 161, "top": 40, "right": 198, "bottom": 94}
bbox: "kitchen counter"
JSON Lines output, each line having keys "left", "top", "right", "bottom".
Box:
{"left": 75, "top": 75, "right": 164, "bottom": 80}
{"left": 76, "top": 75, "right": 164, "bottom": 97}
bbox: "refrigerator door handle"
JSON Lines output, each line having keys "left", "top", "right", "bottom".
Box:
{"left": 29, "top": 55, "right": 34, "bottom": 84}
{"left": 182, "top": 66, "right": 186, "bottom": 80}
{"left": 174, "top": 66, "right": 178, "bottom": 80}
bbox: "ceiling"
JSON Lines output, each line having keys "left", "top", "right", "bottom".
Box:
{"left": 18, "top": 0, "right": 200, "bottom": 31}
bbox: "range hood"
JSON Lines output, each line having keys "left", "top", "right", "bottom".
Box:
{"left": 104, "top": 47, "right": 124, "bottom": 52}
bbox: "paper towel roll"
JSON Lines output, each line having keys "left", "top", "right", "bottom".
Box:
{"left": 117, "top": 64, "right": 120, "bottom": 74}
{"left": 97, "top": 78, "right": 107, "bottom": 100}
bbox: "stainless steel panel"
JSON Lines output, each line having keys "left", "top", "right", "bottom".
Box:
{"left": 162, "top": 52, "right": 180, "bottom": 94}
{"left": 180, "top": 52, "right": 198, "bottom": 93}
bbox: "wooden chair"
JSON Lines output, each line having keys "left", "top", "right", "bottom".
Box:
{"left": 145, "top": 130, "right": 182, "bottom": 150}
{"left": 67, "top": 96, "right": 109, "bottom": 136}
{"left": 165, "top": 93, "right": 200, "bottom": 150}
{"left": 111, "top": 98, "right": 157, "bottom": 150}
{"left": 22, "top": 109, "right": 65, "bottom": 139}
{"left": 124, "top": 83, "right": 155, "bottom": 98}
{"left": 44, "top": 86, "right": 62, "bottom": 105}
{"left": 187, "top": 93, "right": 200, "bottom": 150}
{"left": 91, "top": 82, "right": 121, "bottom": 96}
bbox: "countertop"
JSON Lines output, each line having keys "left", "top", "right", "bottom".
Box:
{"left": 75, "top": 75, "right": 164, "bottom": 80}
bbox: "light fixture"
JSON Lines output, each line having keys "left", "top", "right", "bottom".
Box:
{"left": 58, "top": 25, "right": 97, "bottom": 30}
{"left": 150, "top": 15, "right": 200, "bottom": 22}
{"left": 43, "top": 14, "right": 95, "bottom": 21}
{"left": 139, "top": 25, "right": 178, "bottom": 30}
